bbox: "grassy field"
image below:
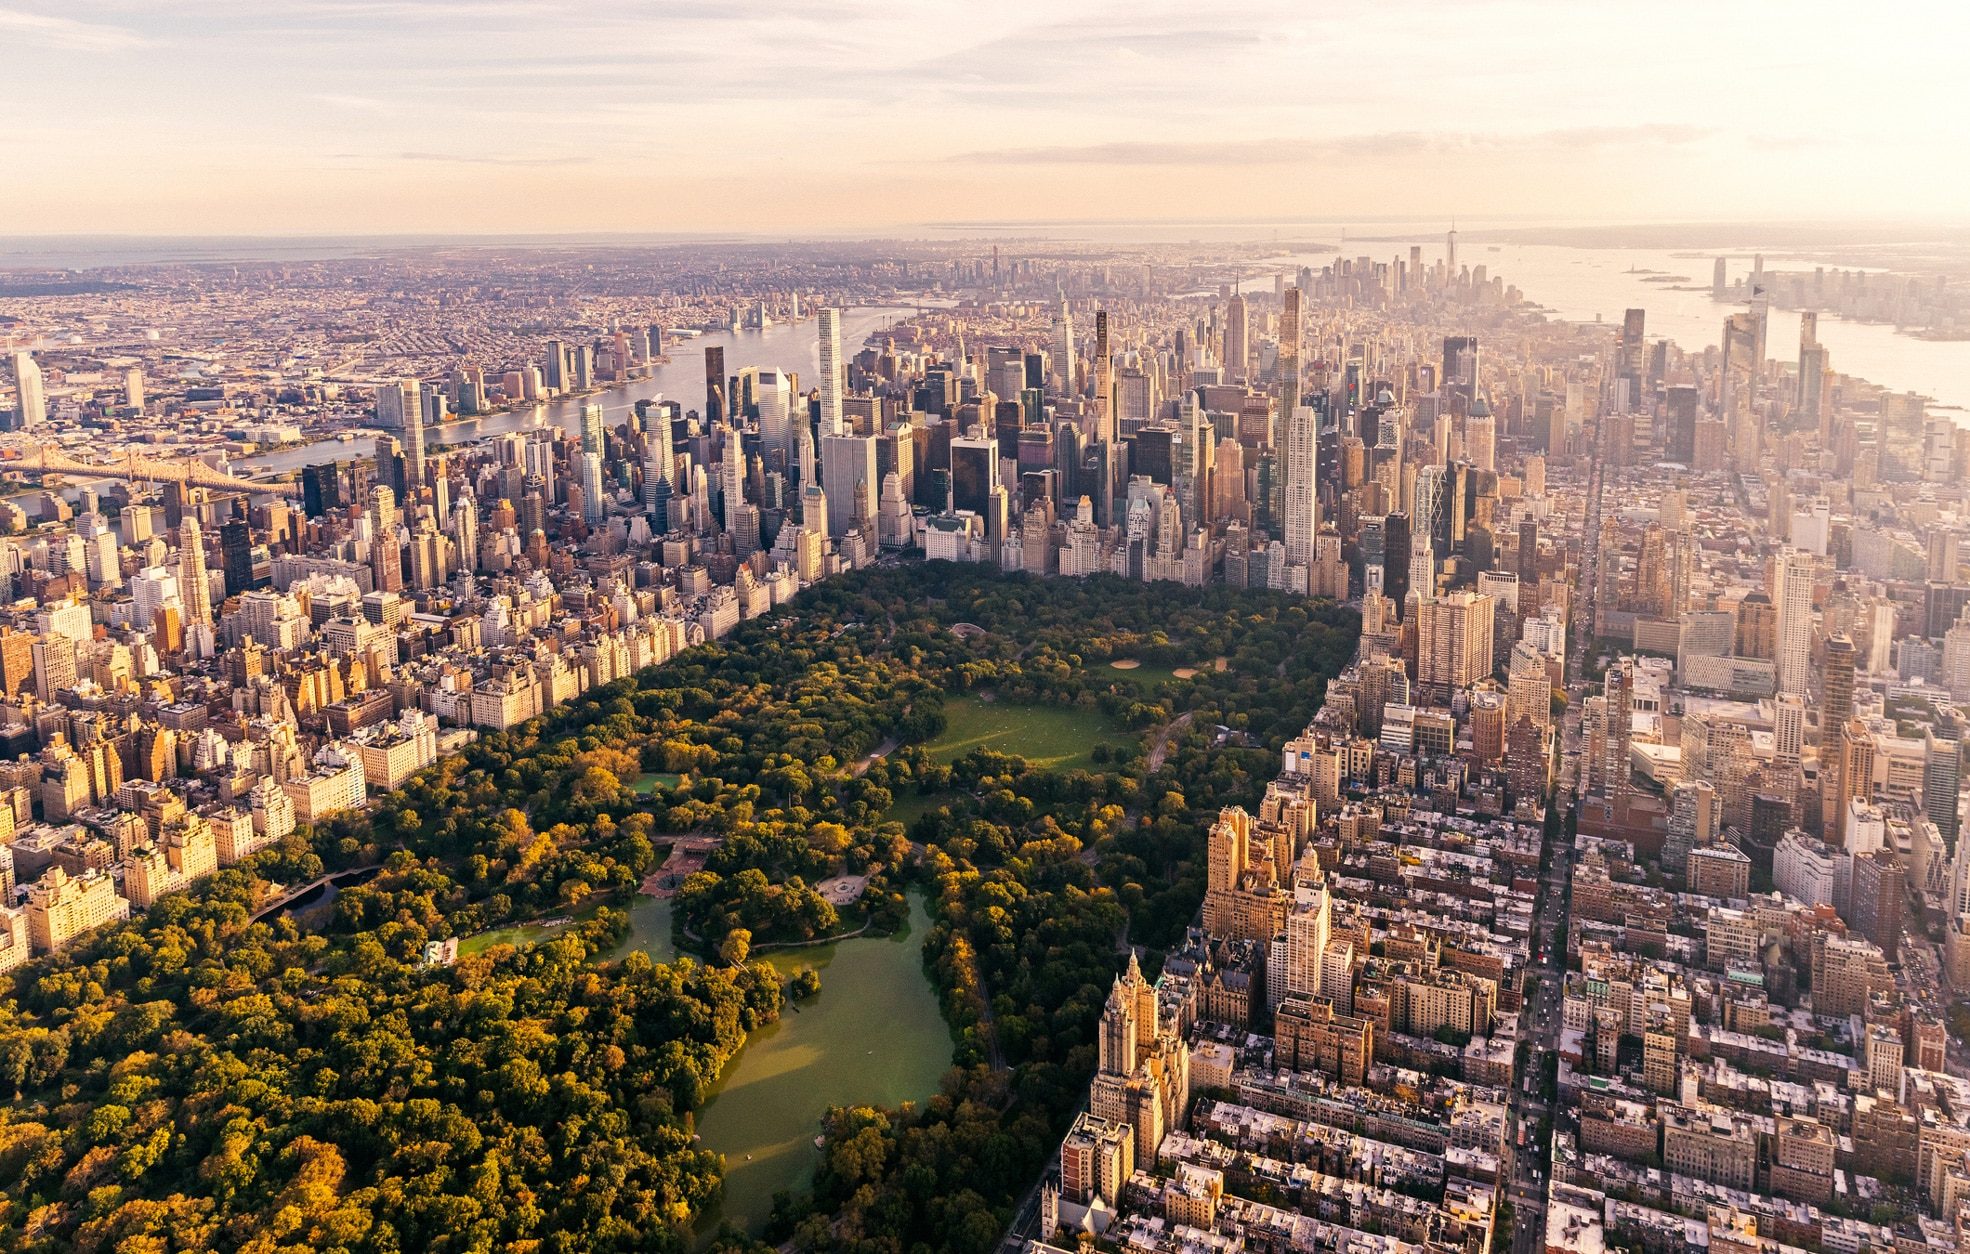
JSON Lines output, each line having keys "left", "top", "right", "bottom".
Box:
{"left": 459, "top": 913, "right": 586, "bottom": 956}
{"left": 924, "top": 695, "right": 1121, "bottom": 773}
{"left": 630, "top": 772, "right": 685, "bottom": 795}
{"left": 885, "top": 789, "right": 959, "bottom": 831}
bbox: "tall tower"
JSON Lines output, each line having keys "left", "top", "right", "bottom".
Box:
{"left": 1097, "top": 978, "right": 1137, "bottom": 1076}
{"left": 818, "top": 308, "right": 845, "bottom": 437}
{"left": 402, "top": 379, "right": 427, "bottom": 495}
{"left": 1052, "top": 297, "right": 1076, "bottom": 394}
{"left": 720, "top": 423, "right": 746, "bottom": 518}
{"left": 1823, "top": 633, "right": 1856, "bottom": 729}
{"left": 1446, "top": 224, "right": 1458, "bottom": 275}
{"left": 1223, "top": 293, "right": 1249, "bottom": 382}
{"left": 580, "top": 402, "right": 606, "bottom": 460}
{"left": 178, "top": 516, "right": 212, "bottom": 626}
{"left": 1283, "top": 404, "right": 1319, "bottom": 570}
{"left": 703, "top": 346, "right": 726, "bottom": 426}
{"left": 1278, "top": 287, "right": 1301, "bottom": 415}
{"left": 10, "top": 351, "right": 46, "bottom": 428}
{"left": 1093, "top": 310, "right": 1113, "bottom": 444}
{"left": 1774, "top": 548, "right": 1815, "bottom": 698}
{"left": 580, "top": 402, "right": 607, "bottom": 524}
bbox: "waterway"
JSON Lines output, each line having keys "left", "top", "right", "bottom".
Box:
{"left": 236, "top": 304, "right": 922, "bottom": 475}
{"left": 1469, "top": 240, "right": 1970, "bottom": 414}
{"left": 689, "top": 892, "right": 951, "bottom": 1236}
{"left": 1264, "top": 225, "right": 1970, "bottom": 414}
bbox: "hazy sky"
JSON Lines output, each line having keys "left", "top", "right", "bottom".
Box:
{"left": 1, "top": 0, "right": 1964, "bottom": 236}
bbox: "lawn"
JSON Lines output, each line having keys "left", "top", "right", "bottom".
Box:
{"left": 458, "top": 900, "right": 611, "bottom": 956}
{"left": 924, "top": 694, "right": 1123, "bottom": 773}
{"left": 459, "top": 917, "right": 577, "bottom": 956}
{"left": 885, "top": 789, "right": 959, "bottom": 831}
{"left": 630, "top": 772, "right": 686, "bottom": 795}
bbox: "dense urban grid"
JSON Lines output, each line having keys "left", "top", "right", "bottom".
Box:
{"left": 2, "top": 228, "right": 1969, "bottom": 1254}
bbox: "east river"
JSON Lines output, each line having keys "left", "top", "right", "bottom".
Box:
{"left": 236, "top": 304, "right": 923, "bottom": 475}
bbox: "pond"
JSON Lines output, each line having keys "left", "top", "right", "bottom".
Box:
{"left": 691, "top": 892, "right": 951, "bottom": 1235}
{"left": 610, "top": 892, "right": 680, "bottom": 966}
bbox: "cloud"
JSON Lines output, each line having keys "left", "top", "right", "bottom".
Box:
{"left": 313, "top": 93, "right": 393, "bottom": 112}
{"left": 948, "top": 126, "right": 1715, "bottom": 167}
{"left": 397, "top": 151, "right": 592, "bottom": 167}
{"left": 0, "top": 5, "right": 144, "bottom": 50}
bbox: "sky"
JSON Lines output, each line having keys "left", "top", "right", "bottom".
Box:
{"left": 1, "top": 0, "right": 1965, "bottom": 237}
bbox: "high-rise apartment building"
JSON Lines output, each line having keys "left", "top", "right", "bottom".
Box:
{"left": 1774, "top": 548, "right": 1815, "bottom": 698}
{"left": 10, "top": 350, "right": 46, "bottom": 428}
{"left": 1282, "top": 406, "right": 1319, "bottom": 571}
{"left": 26, "top": 866, "right": 129, "bottom": 954}
{"left": 178, "top": 517, "right": 212, "bottom": 627}
{"left": 818, "top": 308, "right": 845, "bottom": 437}
{"left": 1278, "top": 287, "right": 1301, "bottom": 413}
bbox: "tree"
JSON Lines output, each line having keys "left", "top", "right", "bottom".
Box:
{"left": 721, "top": 928, "right": 753, "bottom": 967}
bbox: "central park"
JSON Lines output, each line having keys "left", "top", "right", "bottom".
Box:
{"left": 0, "top": 564, "right": 1356, "bottom": 1254}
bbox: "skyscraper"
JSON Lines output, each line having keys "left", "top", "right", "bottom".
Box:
{"left": 402, "top": 381, "right": 428, "bottom": 495}
{"left": 10, "top": 350, "right": 46, "bottom": 428}
{"left": 1666, "top": 385, "right": 1700, "bottom": 464}
{"left": 1774, "top": 548, "right": 1815, "bottom": 698}
{"left": 704, "top": 346, "right": 726, "bottom": 425}
{"left": 302, "top": 464, "right": 340, "bottom": 519}
{"left": 949, "top": 430, "right": 999, "bottom": 518}
{"left": 1283, "top": 405, "right": 1318, "bottom": 570}
{"left": 1052, "top": 298, "right": 1076, "bottom": 394}
{"left": 178, "top": 517, "right": 212, "bottom": 626}
{"left": 1278, "top": 287, "right": 1301, "bottom": 414}
{"left": 579, "top": 403, "right": 607, "bottom": 525}
{"left": 220, "top": 516, "right": 256, "bottom": 595}
{"left": 581, "top": 401, "right": 606, "bottom": 460}
{"left": 1441, "top": 335, "right": 1478, "bottom": 397}
{"left": 818, "top": 308, "right": 845, "bottom": 437}
{"left": 821, "top": 433, "right": 877, "bottom": 539}
{"left": 1223, "top": 293, "right": 1248, "bottom": 382}
{"left": 1411, "top": 464, "right": 1448, "bottom": 596}
{"left": 1092, "top": 310, "right": 1113, "bottom": 444}
{"left": 1823, "top": 633, "right": 1856, "bottom": 729}
{"left": 748, "top": 367, "right": 794, "bottom": 472}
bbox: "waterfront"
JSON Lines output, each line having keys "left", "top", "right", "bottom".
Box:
{"left": 1474, "top": 240, "right": 1970, "bottom": 414}
{"left": 237, "top": 304, "right": 923, "bottom": 475}
{"left": 691, "top": 892, "right": 950, "bottom": 1236}
{"left": 1223, "top": 221, "right": 1970, "bottom": 414}
{"left": 1303, "top": 226, "right": 1970, "bottom": 414}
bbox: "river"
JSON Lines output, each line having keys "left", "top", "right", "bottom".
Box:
{"left": 237, "top": 304, "right": 924, "bottom": 475}
{"left": 1470, "top": 240, "right": 1970, "bottom": 414}
{"left": 1262, "top": 225, "right": 1970, "bottom": 414}
{"left": 690, "top": 892, "right": 951, "bottom": 1236}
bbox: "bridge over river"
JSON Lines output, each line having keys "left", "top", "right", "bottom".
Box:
{"left": 1, "top": 442, "right": 299, "bottom": 498}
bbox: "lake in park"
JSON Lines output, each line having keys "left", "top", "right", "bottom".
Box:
{"left": 689, "top": 892, "right": 951, "bottom": 1236}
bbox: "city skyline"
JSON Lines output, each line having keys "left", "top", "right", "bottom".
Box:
{"left": 3, "top": 0, "right": 1966, "bottom": 235}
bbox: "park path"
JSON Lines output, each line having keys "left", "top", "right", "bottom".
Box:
{"left": 852, "top": 734, "right": 901, "bottom": 777}
{"left": 1146, "top": 711, "right": 1195, "bottom": 772}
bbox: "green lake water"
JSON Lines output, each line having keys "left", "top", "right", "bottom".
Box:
{"left": 691, "top": 893, "right": 952, "bottom": 1235}
{"left": 610, "top": 893, "right": 680, "bottom": 965}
